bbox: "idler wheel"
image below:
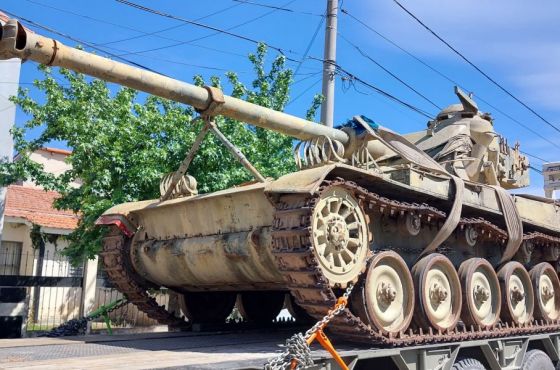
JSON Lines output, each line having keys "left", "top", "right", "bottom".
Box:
{"left": 311, "top": 186, "right": 370, "bottom": 287}
{"left": 529, "top": 262, "right": 560, "bottom": 321}
{"left": 497, "top": 261, "right": 534, "bottom": 325}
{"left": 412, "top": 253, "right": 462, "bottom": 332}
{"left": 458, "top": 258, "right": 501, "bottom": 329}
{"left": 351, "top": 251, "right": 414, "bottom": 335}
{"left": 181, "top": 291, "right": 237, "bottom": 324}
{"left": 238, "top": 291, "right": 285, "bottom": 323}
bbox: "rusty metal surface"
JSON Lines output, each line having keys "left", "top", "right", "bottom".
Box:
{"left": 100, "top": 229, "right": 185, "bottom": 326}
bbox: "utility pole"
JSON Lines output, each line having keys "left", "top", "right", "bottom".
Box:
{"left": 320, "top": 0, "right": 338, "bottom": 127}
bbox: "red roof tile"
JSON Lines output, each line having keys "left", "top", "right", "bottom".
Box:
{"left": 5, "top": 185, "right": 79, "bottom": 230}
{"left": 41, "top": 147, "right": 72, "bottom": 156}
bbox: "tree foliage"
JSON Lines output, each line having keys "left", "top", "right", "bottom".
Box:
{"left": 0, "top": 44, "right": 323, "bottom": 262}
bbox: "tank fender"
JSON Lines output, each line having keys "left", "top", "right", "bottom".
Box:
{"left": 264, "top": 164, "right": 337, "bottom": 195}
{"left": 95, "top": 214, "right": 137, "bottom": 237}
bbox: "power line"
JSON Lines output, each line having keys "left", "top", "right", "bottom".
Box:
{"left": 324, "top": 60, "right": 434, "bottom": 119}
{"left": 341, "top": 8, "right": 560, "bottom": 151}
{"left": 232, "top": 0, "right": 323, "bottom": 17}
{"left": 22, "top": 0, "right": 243, "bottom": 47}
{"left": 19, "top": 0, "right": 261, "bottom": 61}
{"left": 339, "top": 33, "right": 441, "bottom": 111}
{"left": 114, "top": 0, "right": 300, "bottom": 61}
{"left": 287, "top": 78, "right": 322, "bottom": 106}
{"left": 293, "top": 16, "right": 325, "bottom": 76}
{"left": 522, "top": 151, "right": 551, "bottom": 163}
{"left": 116, "top": 0, "right": 440, "bottom": 121}
{"left": 530, "top": 165, "right": 543, "bottom": 175}
{"left": 392, "top": 0, "right": 560, "bottom": 135}
{"left": 116, "top": 0, "right": 297, "bottom": 58}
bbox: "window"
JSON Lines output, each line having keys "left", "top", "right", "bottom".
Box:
{"left": 0, "top": 241, "right": 23, "bottom": 275}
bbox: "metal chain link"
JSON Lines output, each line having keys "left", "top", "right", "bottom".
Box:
{"left": 264, "top": 284, "right": 355, "bottom": 370}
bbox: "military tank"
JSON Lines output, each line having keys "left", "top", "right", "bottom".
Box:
{"left": 2, "top": 19, "right": 560, "bottom": 346}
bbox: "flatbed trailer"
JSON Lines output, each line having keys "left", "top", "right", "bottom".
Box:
{"left": 1, "top": 329, "right": 560, "bottom": 369}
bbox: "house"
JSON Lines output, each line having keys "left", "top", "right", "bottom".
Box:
{"left": 0, "top": 148, "right": 165, "bottom": 337}
{"left": 0, "top": 148, "right": 81, "bottom": 337}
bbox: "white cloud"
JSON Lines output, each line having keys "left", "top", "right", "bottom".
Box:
{"left": 354, "top": 0, "right": 560, "bottom": 112}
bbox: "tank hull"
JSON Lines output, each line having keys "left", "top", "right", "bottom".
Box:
{"left": 101, "top": 165, "right": 560, "bottom": 294}
{"left": 116, "top": 183, "right": 285, "bottom": 291}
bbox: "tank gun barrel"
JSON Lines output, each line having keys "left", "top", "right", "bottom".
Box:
{"left": 0, "top": 19, "right": 349, "bottom": 144}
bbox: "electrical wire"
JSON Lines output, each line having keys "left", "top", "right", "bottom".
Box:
{"left": 392, "top": 0, "right": 560, "bottom": 135}
{"left": 339, "top": 33, "right": 441, "bottom": 110}
{"left": 325, "top": 61, "right": 434, "bottom": 119}
{"left": 22, "top": 0, "right": 243, "bottom": 47}
{"left": 115, "top": 0, "right": 298, "bottom": 58}
{"left": 530, "top": 165, "right": 543, "bottom": 174}
{"left": 114, "top": 0, "right": 301, "bottom": 61}
{"left": 19, "top": 0, "right": 258, "bottom": 61}
{"left": 113, "top": 0, "right": 437, "bottom": 120}
{"left": 522, "top": 151, "right": 550, "bottom": 163}
{"left": 293, "top": 15, "right": 325, "bottom": 77}
{"left": 287, "top": 78, "right": 322, "bottom": 106}
{"left": 232, "top": 0, "right": 323, "bottom": 16}
{"left": 341, "top": 8, "right": 560, "bottom": 151}
{"left": 1, "top": 9, "right": 163, "bottom": 75}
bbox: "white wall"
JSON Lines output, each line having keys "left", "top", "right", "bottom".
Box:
{"left": 0, "top": 57, "right": 21, "bottom": 243}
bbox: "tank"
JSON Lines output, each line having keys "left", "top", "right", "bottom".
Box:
{"left": 3, "top": 19, "right": 560, "bottom": 345}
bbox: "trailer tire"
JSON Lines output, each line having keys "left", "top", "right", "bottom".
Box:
{"left": 522, "top": 350, "right": 554, "bottom": 370}
{"left": 452, "top": 358, "right": 485, "bottom": 370}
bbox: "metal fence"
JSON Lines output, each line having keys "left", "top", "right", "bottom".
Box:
{"left": 0, "top": 248, "right": 84, "bottom": 334}
{"left": 0, "top": 245, "right": 170, "bottom": 337}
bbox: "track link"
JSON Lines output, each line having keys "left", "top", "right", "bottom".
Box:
{"left": 271, "top": 178, "right": 560, "bottom": 346}
{"left": 100, "top": 229, "right": 185, "bottom": 326}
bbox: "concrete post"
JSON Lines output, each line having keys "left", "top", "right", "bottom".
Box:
{"left": 320, "top": 0, "right": 339, "bottom": 128}
{"left": 81, "top": 257, "right": 99, "bottom": 333}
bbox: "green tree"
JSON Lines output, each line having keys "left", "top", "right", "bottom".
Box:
{"left": 0, "top": 44, "right": 322, "bottom": 262}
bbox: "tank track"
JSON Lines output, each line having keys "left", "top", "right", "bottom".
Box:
{"left": 271, "top": 178, "right": 560, "bottom": 346}
{"left": 100, "top": 229, "right": 185, "bottom": 326}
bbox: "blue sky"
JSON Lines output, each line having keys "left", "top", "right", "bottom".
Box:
{"left": 3, "top": 0, "right": 560, "bottom": 196}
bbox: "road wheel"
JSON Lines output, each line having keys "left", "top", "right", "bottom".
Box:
{"left": 412, "top": 253, "right": 462, "bottom": 331}
{"left": 458, "top": 258, "right": 501, "bottom": 329}
{"left": 182, "top": 291, "right": 237, "bottom": 323}
{"left": 498, "top": 262, "right": 534, "bottom": 325}
{"left": 351, "top": 251, "right": 414, "bottom": 335}
{"left": 238, "top": 291, "right": 285, "bottom": 323}
{"left": 521, "top": 349, "right": 554, "bottom": 370}
{"left": 530, "top": 263, "right": 560, "bottom": 321}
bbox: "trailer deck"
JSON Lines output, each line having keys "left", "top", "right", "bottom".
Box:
{"left": 1, "top": 329, "right": 560, "bottom": 369}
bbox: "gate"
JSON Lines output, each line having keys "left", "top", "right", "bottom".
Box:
{"left": 0, "top": 244, "right": 84, "bottom": 338}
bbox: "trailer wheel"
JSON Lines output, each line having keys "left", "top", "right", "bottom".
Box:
{"left": 522, "top": 349, "right": 554, "bottom": 370}
{"left": 452, "top": 358, "right": 485, "bottom": 370}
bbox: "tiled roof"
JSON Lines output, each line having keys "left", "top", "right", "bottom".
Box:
{"left": 4, "top": 185, "right": 79, "bottom": 230}
{"left": 41, "top": 147, "right": 72, "bottom": 156}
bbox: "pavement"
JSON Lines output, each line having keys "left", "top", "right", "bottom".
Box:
{"left": 0, "top": 330, "right": 297, "bottom": 369}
